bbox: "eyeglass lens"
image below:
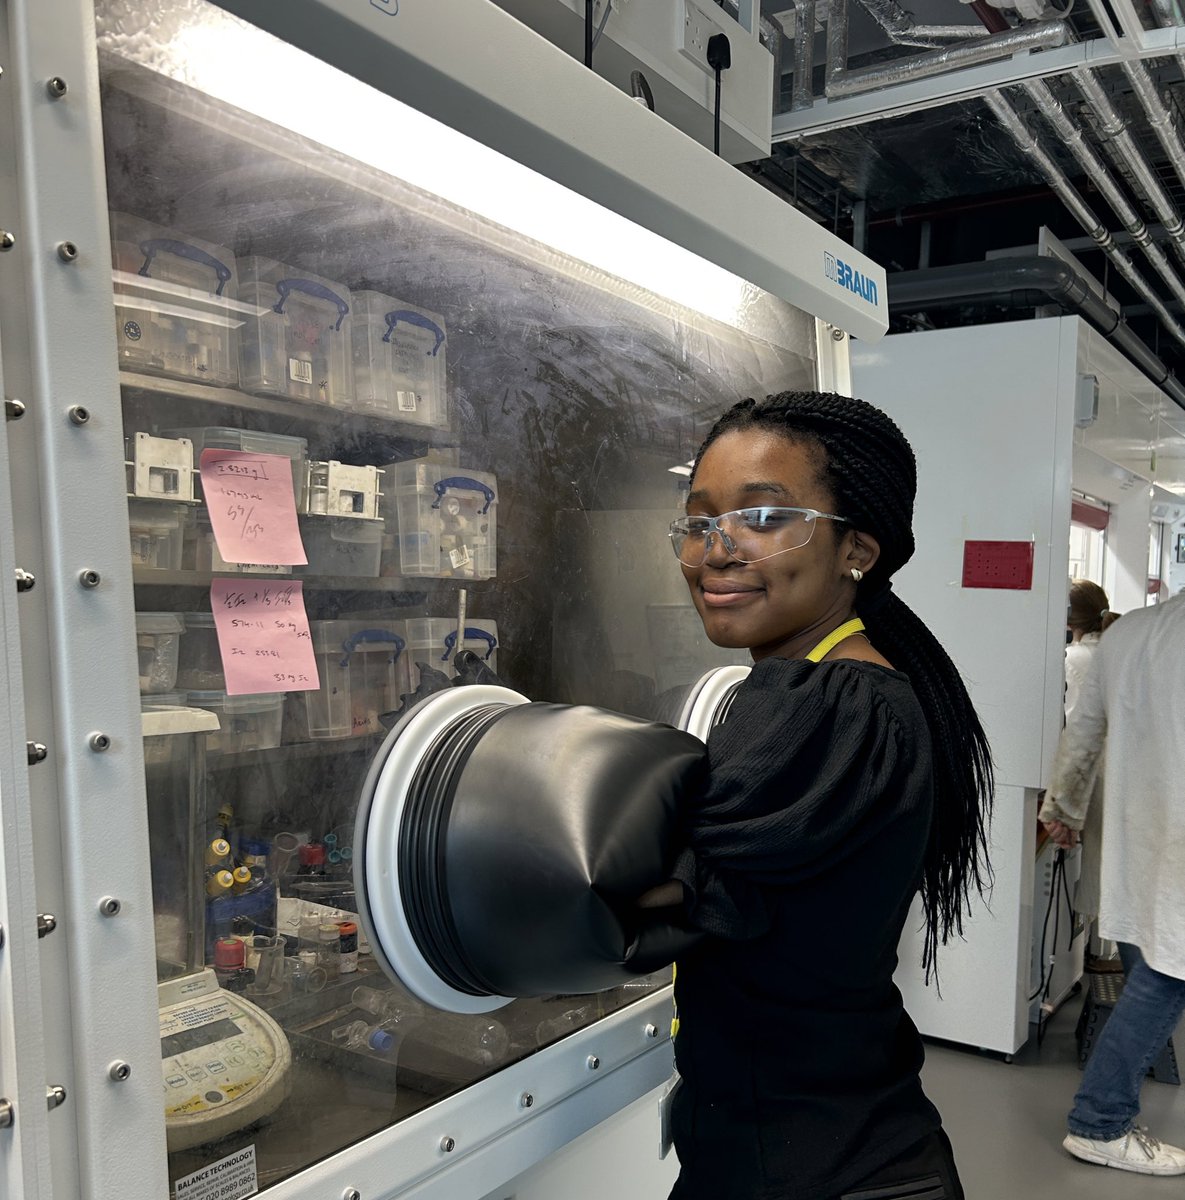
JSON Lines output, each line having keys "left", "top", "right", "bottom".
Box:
{"left": 671, "top": 508, "right": 817, "bottom": 566}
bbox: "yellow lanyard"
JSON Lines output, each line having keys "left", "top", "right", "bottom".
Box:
{"left": 805, "top": 617, "right": 866, "bottom": 663}
{"left": 671, "top": 618, "right": 867, "bottom": 1041}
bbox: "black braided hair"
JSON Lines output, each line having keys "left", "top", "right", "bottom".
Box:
{"left": 691, "top": 390, "right": 994, "bottom": 975}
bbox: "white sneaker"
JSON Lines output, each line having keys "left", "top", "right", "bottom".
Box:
{"left": 1063, "top": 1127, "right": 1185, "bottom": 1175}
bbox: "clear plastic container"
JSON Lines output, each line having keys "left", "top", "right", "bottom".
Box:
{"left": 403, "top": 617, "right": 497, "bottom": 690}
{"left": 299, "top": 516, "right": 383, "bottom": 578}
{"left": 136, "top": 612, "right": 185, "bottom": 693}
{"left": 185, "top": 690, "right": 284, "bottom": 754}
{"left": 110, "top": 212, "right": 239, "bottom": 387}
{"left": 382, "top": 460, "right": 497, "bottom": 579}
{"left": 303, "top": 619, "right": 410, "bottom": 739}
{"left": 128, "top": 499, "right": 187, "bottom": 571}
{"left": 176, "top": 613, "right": 226, "bottom": 690}
{"left": 237, "top": 256, "right": 354, "bottom": 406}
{"left": 191, "top": 510, "right": 293, "bottom": 576}
{"left": 350, "top": 290, "right": 448, "bottom": 427}
{"left": 162, "top": 426, "right": 308, "bottom": 509}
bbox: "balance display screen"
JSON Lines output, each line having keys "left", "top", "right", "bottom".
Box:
{"left": 161, "top": 1018, "right": 243, "bottom": 1059}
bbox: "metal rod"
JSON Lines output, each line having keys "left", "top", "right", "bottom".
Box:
{"left": 455, "top": 588, "right": 468, "bottom": 662}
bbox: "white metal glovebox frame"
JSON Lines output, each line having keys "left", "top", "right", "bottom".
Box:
{"left": 0, "top": 5, "right": 854, "bottom": 1200}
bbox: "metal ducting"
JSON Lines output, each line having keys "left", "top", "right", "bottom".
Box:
{"left": 826, "top": 17, "right": 1069, "bottom": 98}
{"left": 886, "top": 255, "right": 1185, "bottom": 412}
{"left": 983, "top": 91, "right": 1185, "bottom": 351}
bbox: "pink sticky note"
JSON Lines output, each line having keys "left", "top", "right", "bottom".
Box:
{"left": 210, "top": 579, "right": 320, "bottom": 695}
{"left": 200, "top": 449, "right": 307, "bottom": 566}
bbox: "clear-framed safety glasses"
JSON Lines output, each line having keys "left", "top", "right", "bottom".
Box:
{"left": 669, "top": 506, "right": 850, "bottom": 567}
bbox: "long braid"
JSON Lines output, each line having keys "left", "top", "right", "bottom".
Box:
{"left": 692, "top": 391, "right": 994, "bottom": 975}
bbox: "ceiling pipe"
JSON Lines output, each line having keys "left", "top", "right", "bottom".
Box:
{"left": 983, "top": 91, "right": 1185, "bottom": 350}
{"left": 887, "top": 255, "right": 1185, "bottom": 412}
{"left": 823, "top": 0, "right": 1068, "bottom": 99}
{"left": 1120, "top": 60, "right": 1185, "bottom": 199}
{"left": 1071, "top": 68, "right": 1185, "bottom": 270}
{"left": 1017, "top": 79, "right": 1185, "bottom": 336}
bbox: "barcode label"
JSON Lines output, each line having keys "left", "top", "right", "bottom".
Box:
{"left": 396, "top": 390, "right": 418, "bottom": 413}
{"left": 289, "top": 357, "right": 313, "bottom": 385}
{"left": 449, "top": 545, "right": 472, "bottom": 570}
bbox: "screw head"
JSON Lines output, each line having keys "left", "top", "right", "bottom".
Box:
{"left": 831, "top": 327, "right": 846, "bottom": 342}
{"left": 57, "top": 241, "right": 78, "bottom": 262}
{"left": 107, "top": 1061, "right": 131, "bottom": 1083}
{"left": 439, "top": 1136, "right": 456, "bottom": 1153}
{"left": 78, "top": 569, "right": 101, "bottom": 589}
{"left": 0, "top": 231, "right": 15, "bottom": 251}
{"left": 88, "top": 732, "right": 111, "bottom": 753}
{"left": 15, "top": 569, "right": 35, "bottom": 593}
{"left": 644, "top": 1023, "right": 659, "bottom": 1039}
{"left": 98, "top": 897, "right": 121, "bottom": 917}
{"left": 46, "top": 77, "right": 68, "bottom": 98}
{"left": 4, "top": 398, "right": 25, "bottom": 421}
{"left": 26, "top": 742, "right": 48, "bottom": 764}
{"left": 519, "top": 1092, "right": 534, "bottom": 1109}
{"left": 586, "top": 1055, "right": 601, "bottom": 1070}
{"left": 342, "top": 1190, "right": 361, "bottom": 1200}
{"left": 67, "top": 405, "right": 90, "bottom": 426}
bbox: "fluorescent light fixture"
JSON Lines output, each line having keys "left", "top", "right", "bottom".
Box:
{"left": 110, "top": 1, "right": 772, "bottom": 337}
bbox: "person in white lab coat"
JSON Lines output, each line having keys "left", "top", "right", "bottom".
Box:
{"left": 1041, "top": 592, "right": 1185, "bottom": 1176}
{"left": 1058, "top": 579, "right": 1118, "bottom": 923}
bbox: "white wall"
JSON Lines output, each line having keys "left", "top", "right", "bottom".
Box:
{"left": 852, "top": 317, "right": 1078, "bottom": 1054}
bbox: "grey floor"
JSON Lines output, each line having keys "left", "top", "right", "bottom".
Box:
{"left": 922, "top": 997, "right": 1185, "bottom": 1198}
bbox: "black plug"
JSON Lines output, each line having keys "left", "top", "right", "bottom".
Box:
{"left": 706, "top": 33, "right": 731, "bottom": 157}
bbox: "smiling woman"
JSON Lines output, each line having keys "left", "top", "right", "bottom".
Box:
{"left": 656, "top": 391, "right": 995, "bottom": 1200}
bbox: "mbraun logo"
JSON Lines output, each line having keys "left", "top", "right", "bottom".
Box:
{"left": 824, "top": 251, "right": 878, "bottom": 306}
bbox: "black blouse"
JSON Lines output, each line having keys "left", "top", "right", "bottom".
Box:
{"left": 670, "top": 656, "right": 942, "bottom": 1199}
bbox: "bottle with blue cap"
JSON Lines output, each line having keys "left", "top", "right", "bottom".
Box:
{"left": 331, "top": 1019, "right": 395, "bottom": 1054}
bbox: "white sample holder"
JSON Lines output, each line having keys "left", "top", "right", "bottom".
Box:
{"left": 303, "top": 461, "right": 383, "bottom": 519}
{"left": 351, "top": 290, "right": 448, "bottom": 427}
{"left": 126, "top": 432, "right": 197, "bottom": 502}
{"left": 126, "top": 432, "right": 199, "bottom": 572}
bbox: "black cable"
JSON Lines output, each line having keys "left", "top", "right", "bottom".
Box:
{"left": 585, "top": 0, "right": 594, "bottom": 68}
{"left": 1060, "top": 853, "right": 1077, "bottom": 952}
{"left": 1029, "top": 849, "right": 1060, "bottom": 1002}
{"left": 706, "top": 33, "right": 731, "bottom": 157}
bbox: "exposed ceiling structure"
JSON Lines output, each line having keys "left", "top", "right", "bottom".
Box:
{"left": 740, "top": 0, "right": 1185, "bottom": 381}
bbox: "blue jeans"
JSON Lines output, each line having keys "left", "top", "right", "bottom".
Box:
{"left": 1068, "top": 944, "right": 1185, "bottom": 1140}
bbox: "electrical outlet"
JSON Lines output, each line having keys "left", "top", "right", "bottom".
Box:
{"left": 679, "top": 0, "right": 715, "bottom": 72}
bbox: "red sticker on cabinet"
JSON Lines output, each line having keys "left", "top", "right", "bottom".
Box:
{"left": 961, "top": 541, "right": 1035, "bottom": 590}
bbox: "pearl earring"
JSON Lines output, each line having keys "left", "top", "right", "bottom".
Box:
{"left": 850, "top": 568, "right": 864, "bottom": 582}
